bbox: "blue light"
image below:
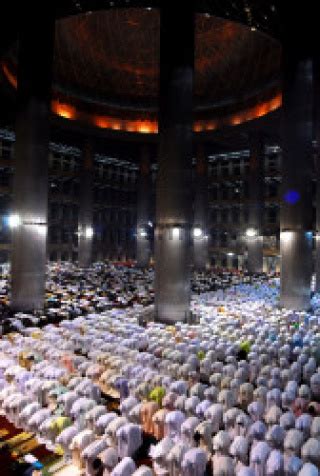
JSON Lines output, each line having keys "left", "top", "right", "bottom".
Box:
{"left": 284, "top": 190, "right": 300, "bottom": 205}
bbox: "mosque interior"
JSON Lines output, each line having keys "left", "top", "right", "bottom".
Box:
{"left": 0, "top": 2, "right": 320, "bottom": 475}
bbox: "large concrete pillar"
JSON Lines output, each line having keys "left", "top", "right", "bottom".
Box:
{"left": 78, "top": 141, "right": 94, "bottom": 268}
{"left": 246, "top": 134, "right": 264, "bottom": 273}
{"left": 11, "top": 8, "right": 55, "bottom": 311}
{"left": 280, "top": 14, "right": 314, "bottom": 310}
{"left": 136, "top": 145, "right": 151, "bottom": 268}
{"left": 314, "top": 58, "right": 320, "bottom": 293}
{"left": 154, "top": 1, "right": 194, "bottom": 322}
{"left": 193, "top": 144, "right": 209, "bottom": 269}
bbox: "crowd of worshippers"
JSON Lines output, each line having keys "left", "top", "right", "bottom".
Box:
{"left": 0, "top": 262, "right": 267, "bottom": 336}
{"left": 1, "top": 281, "right": 320, "bottom": 475}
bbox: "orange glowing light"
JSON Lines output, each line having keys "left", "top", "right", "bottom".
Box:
{"left": 136, "top": 121, "right": 158, "bottom": 134}
{"left": 51, "top": 100, "right": 76, "bottom": 120}
{"left": 205, "top": 121, "right": 217, "bottom": 131}
{"left": 1, "top": 60, "right": 283, "bottom": 135}
{"left": 110, "top": 120, "right": 122, "bottom": 130}
{"left": 194, "top": 121, "right": 204, "bottom": 132}
{"left": 1, "top": 62, "right": 17, "bottom": 88}
{"left": 94, "top": 116, "right": 111, "bottom": 128}
{"left": 231, "top": 116, "right": 242, "bottom": 126}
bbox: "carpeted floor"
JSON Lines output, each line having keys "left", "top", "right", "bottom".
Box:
{"left": 0, "top": 416, "right": 62, "bottom": 476}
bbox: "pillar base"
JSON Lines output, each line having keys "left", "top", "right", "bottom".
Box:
{"left": 11, "top": 223, "right": 47, "bottom": 312}
{"left": 155, "top": 226, "right": 191, "bottom": 323}
{"left": 193, "top": 239, "right": 209, "bottom": 270}
{"left": 247, "top": 236, "right": 263, "bottom": 273}
{"left": 136, "top": 238, "right": 151, "bottom": 268}
{"left": 137, "top": 305, "right": 199, "bottom": 326}
{"left": 78, "top": 237, "right": 93, "bottom": 268}
{"left": 280, "top": 230, "right": 312, "bottom": 310}
{"left": 315, "top": 234, "right": 320, "bottom": 293}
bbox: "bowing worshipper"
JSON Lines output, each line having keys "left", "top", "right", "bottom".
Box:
{"left": 140, "top": 400, "right": 159, "bottom": 435}
{"left": 205, "top": 403, "right": 224, "bottom": 434}
{"left": 310, "top": 373, "right": 320, "bottom": 401}
{"left": 298, "top": 463, "right": 320, "bottom": 475}
{"left": 223, "top": 407, "right": 241, "bottom": 441}
{"left": 95, "top": 412, "right": 118, "bottom": 436}
{"left": 27, "top": 408, "right": 52, "bottom": 433}
{"left": 181, "top": 447, "right": 208, "bottom": 476}
{"left": 181, "top": 416, "right": 200, "bottom": 447}
{"left": 164, "top": 410, "right": 186, "bottom": 442}
{"left": 38, "top": 415, "right": 72, "bottom": 449}
{"left": 56, "top": 423, "right": 81, "bottom": 463}
{"left": 70, "top": 397, "right": 97, "bottom": 429}
{"left": 98, "top": 447, "right": 118, "bottom": 476}
{"left": 150, "top": 436, "right": 175, "bottom": 475}
{"left": 237, "top": 468, "right": 255, "bottom": 476}
{"left": 85, "top": 405, "right": 107, "bottom": 431}
{"left": 149, "top": 386, "right": 166, "bottom": 408}
{"left": 128, "top": 402, "right": 143, "bottom": 425}
{"left": 194, "top": 421, "right": 214, "bottom": 454}
{"left": 132, "top": 466, "right": 153, "bottom": 476}
{"left": 82, "top": 438, "right": 108, "bottom": 476}
{"left": 196, "top": 399, "right": 212, "bottom": 420}
{"left": 265, "top": 450, "right": 284, "bottom": 476}
{"left": 301, "top": 438, "right": 320, "bottom": 468}
{"left": 106, "top": 416, "right": 128, "bottom": 448}
{"left": 167, "top": 440, "right": 191, "bottom": 476}
{"left": 18, "top": 401, "right": 41, "bottom": 428}
{"left": 234, "top": 412, "right": 252, "bottom": 438}
{"left": 70, "top": 428, "right": 95, "bottom": 469}
{"left": 116, "top": 423, "right": 142, "bottom": 459}
{"left": 229, "top": 436, "right": 249, "bottom": 473}
{"left": 110, "top": 457, "right": 136, "bottom": 476}
{"left": 185, "top": 396, "right": 201, "bottom": 417}
{"left": 249, "top": 440, "right": 271, "bottom": 476}
{"left": 265, "top": 425, "right": 285, "bottom": 450}
{"left": 152, "top": 406, "right": 170, "bottom": 441}
{"left": 212, "top": 431, "right": 233, "bottom": 476}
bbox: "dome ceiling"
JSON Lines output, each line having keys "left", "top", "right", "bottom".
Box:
{"left": 52, "top": 8, "right": 281, "bottom": 112}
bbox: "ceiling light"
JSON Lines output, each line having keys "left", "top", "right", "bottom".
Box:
{"left": 193, "top": 227, "right": 203, "bottom": 238}
{"left": 85, "top": 226, "right": 94, "bottom": 239}
{"left": 138, "top": 228, "right": 147, "bottom": 238}
{"left": 245, "top": 228, "right": 257, "bottom": 238}
{"left": 8, "top": 214, "right": 21, "bottom": 229}
{"left": 172, "top": 227, "right": 181, "bottom": 239}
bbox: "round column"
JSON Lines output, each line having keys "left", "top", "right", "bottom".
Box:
{"left": 154, "top": 2, "right": 194, "bottom": 323}
{"left": 246, "top": 134, "right": 264, "bottom": 273}
{"left": 193, "top": 144, "right": 209, "bottom": 270}
{"left": 136, "top": 145, "right": 152, "bottom": 268}
{"left": 78, "top": 141, "right": 94, "bottom": 268}
{"left": 314, "top": 58, "right": 320, "bottom": 292}
{"left": 280, "top": 14, "right": 313, "bottom": 310}
{"left": 11, "top": 8, "right": 55, "bottom": 311}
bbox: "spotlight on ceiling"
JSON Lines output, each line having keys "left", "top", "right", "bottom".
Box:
{"left": 245, "top": 228, "right": 257, "bottom": 238}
